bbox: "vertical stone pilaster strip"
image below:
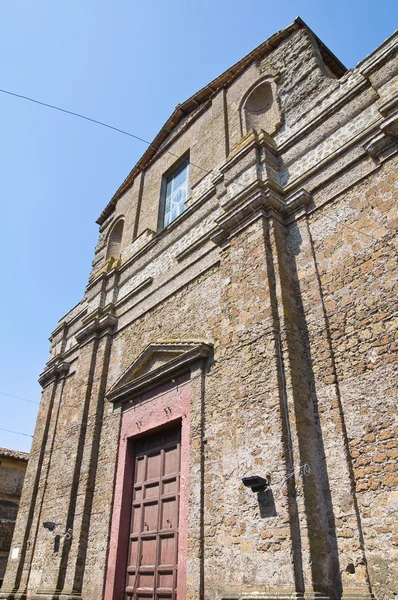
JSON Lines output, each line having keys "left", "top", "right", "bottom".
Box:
{"left": 132, "top": 171, "right": 146, "bottom": 240}
{"left": 29, "top": 340, "right": 100, "bottom": 598}
{"left": 61, "top": 333, "right": 113, "bottom": 598}
{"left": 211, "top": 89, "right": 229, "bottom": 165}
{"left": 1, "top": 374, "right": 67, "bottom": 599}
{"left": 186, "top": 363, "right": 206, "bottom": 600}
{"left": 262, "top": 214, "right": 306, "bottom": 596}
{"left": 206, "top": 215, "right": 298, "bottom": 595}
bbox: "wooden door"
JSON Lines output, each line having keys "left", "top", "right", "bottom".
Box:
{"left": 125, "top": 426, "right": 181, "bottom": 600}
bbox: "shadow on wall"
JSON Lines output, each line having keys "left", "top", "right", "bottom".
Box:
{"left": 283, "top": 222, "right": 343, "bottom": 597}
{"left": 257, "top": 489, "right": 277, "bottom": 518}
{"left": 264, "top": 216, "right": 345, "bottom": 598}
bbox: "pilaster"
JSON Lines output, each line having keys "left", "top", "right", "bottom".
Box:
{"left": 1, "top": 365, "right": 70, "bottom": 600}
{"left": 22, "top": 312, "right": 117, "bottom": 600}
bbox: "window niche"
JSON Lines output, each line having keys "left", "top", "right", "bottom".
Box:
{"left": 106, "top": 218, "right": 124, "bottom": 261}
{"left": 240, "top": 79, "right": 281, "bottom": 137}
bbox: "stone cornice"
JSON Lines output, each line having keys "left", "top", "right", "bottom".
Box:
{"left": 358, "top": 30, "right": 398, "bottom": 76}
{"left": 363, "top": 112, "right": 398, "bottom": 159}
{"left": 38, "top": 361, "right": 70, "bottom": 388}
{"left": 221, "top": 131, "right": 277, "bottom": 175}
{"left": 363, "top": 131, "right": 397, "bottom": 160}
{"left": 115, "top": 277, "right": 153, "bottom": 309}
{"left": 283, "top": 116, "right": 383, "bottom": 193}
{"left": 285, "top": 188, "right": 312, "bottom": 212}
{"left": 175, "top": 230, "right": 217, "bottom": 262}
{"left": 378, "top": 96, "right": 398, "bottom": 118}
{"left": 380, "top": 110, "right": 398, "bottom": 138}
{"left": 86, "top": 268, "right": 117, "bottom": 292}
{"left": 75, "top": 307, "right": 117, "bottom": 346}
{"left": 118, "top": 187, "right": 217, "bottom": 278}
{"left": 50, "top": 304, "right": 87, "bottom": 339}
{"left": 211, "top": 180, "right": 311, "bottom": 245}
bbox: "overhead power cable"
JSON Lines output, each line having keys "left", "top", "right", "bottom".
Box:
{"left": 0, "top": 87, "right": 211, "bottom": 177}
{"left": 0, "top": 427, "right": 34, "bottom": 438}
{"left": 0, "top": 87, "right": 155, "bottom": 146}
{"left": 0, "top": 86, "right": 377, "bottom": 241}
{"left": 0, "top": 390, "right": 40, "bottom": 405}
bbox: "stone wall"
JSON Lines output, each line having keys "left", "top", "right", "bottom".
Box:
{"left": 1, "top": 19, "right": 397, "bottom": 600}
{"left": 298, "top": 157, "right": 398, "bottom": 598}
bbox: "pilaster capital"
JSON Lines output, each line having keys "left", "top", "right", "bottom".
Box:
{"left": 363, "top": 112, "right": 398, "bottom": 159}
{"left": 75, "top": 306, "right": 117, "bottom": 346}
{"left": 38, "top": 360, "right": 70, "bottom": 388}
{"left": 211, "top": 181, "right": 312, "bottom": 245}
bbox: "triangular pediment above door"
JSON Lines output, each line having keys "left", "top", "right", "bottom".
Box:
{"left": 106, "top": 340, "right": 212, "bottom": 403}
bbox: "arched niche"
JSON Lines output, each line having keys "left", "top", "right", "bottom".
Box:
{"left": 106, "top": 218, "right": 124, "bottom": 260}
{"left": 240, "top": 79, "right": 280, "bottom": 137}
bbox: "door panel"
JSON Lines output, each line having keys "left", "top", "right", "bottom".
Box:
{"left": 158, "top": 535, "right": 176, "bottom": 566}
{"left": 125, "top": 426, "right": 181, "bottom": 600}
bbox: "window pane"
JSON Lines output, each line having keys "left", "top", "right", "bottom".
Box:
{"left": 165, "top": 177, "right": 174, "bottom": 197}
{"left": 163, "top": 160, "right": 189, "bottom": 227}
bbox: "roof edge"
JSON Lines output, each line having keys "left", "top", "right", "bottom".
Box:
{"left": 0, "top": 447, "right": 29, "bottom": 462}
{"left": 296, "top": 17, "right": 347, "bottom": 78}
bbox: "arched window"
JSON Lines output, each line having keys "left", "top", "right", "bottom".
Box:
{"left": 241, "top": 80, "right": 280, "bottom": 136}
{"left": 106, "top": 219, "right": 124, "bottom": 260}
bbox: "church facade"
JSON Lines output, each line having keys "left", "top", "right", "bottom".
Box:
{"left": 2, "top": 18, "right": 398, "bottom": 600}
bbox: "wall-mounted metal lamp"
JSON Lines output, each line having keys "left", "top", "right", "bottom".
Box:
{"left": 242, "top": 476, "right": 268, "bottom": 493}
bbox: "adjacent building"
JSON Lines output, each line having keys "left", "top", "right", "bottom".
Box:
{"left": 1, "top": 18, "right": 397, "bottom": 600}
{"left": 0, "top": 448, "right": 29, "bottom": 588}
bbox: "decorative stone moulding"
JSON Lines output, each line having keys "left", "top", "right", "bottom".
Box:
{"left": 31, "top": 593, "right": 84, "bottom": 600}
{"left": 38, "top": 361, "right": 70, "bottom": 388}
{"left": 107, "top": 340, "right": 212, "bottom": 403}
{"left": 378, "top": 95, "right": 398, "bottom": 118}
{"left": 122, "top": 228, "right": 156, "bottom": 263}
{"left": 211, "top": 185, "right": 279, "bottom": 245}
{"left": 221, "top": 592, "right": 308, "bottom": 600}
{"left": 89, "top": 256, "right": 121, "bottom": 285}
{"left": 75, "top": 305, "right": 117, "bottom": 346}
{"left": 380, "top": 111, "right": 398, "bottom": 138}
{"left": 363, "top": 114, "right": 398, "bottom": 160}
{"left": 211, "top": 180, "right": 312, "bottom": 245}
{"left": 49, "top": 320, "right": 68, "bottom": 342}
{"left": 115, "top": 276, "right": 153, "bottom": 309}
{"left": 175, "top": 230, "right": 216, "bottom": 262}
{"left": 285, "top": 188, "right": 312, "bottom": 212}
{"left": 225, "top": 130, "right": 277, "bottom": 172}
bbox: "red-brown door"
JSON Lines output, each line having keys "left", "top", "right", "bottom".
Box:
{"left": 125, "top": 426, "right": 181, "bottom": 600}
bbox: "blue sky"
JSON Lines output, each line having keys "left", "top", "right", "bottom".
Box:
{"left": 0, "top": 0, "right": 396, "bottom": 452}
